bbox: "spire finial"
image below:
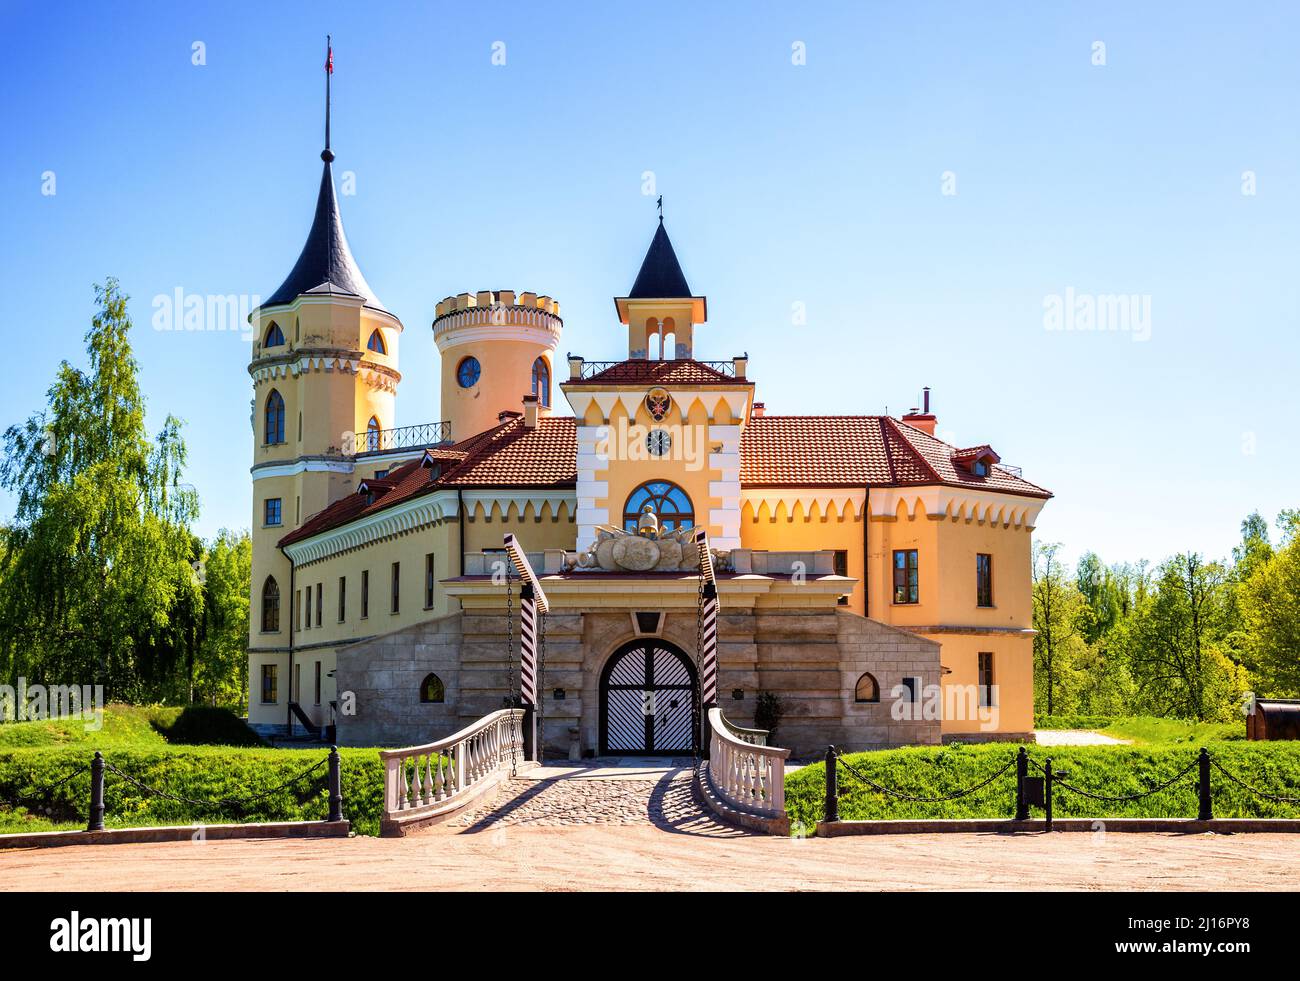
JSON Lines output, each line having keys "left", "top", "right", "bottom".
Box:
{"left": 322, "top": 35, "right": 335, "bottom": 163}
{"left": 656, "top": 195, "right": 663, "bottom": 222}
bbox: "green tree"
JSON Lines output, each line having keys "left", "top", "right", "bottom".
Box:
{"left": 195, "top": 529, "right": 252, "bottom": 707}
{"left": 1238, "top": 521, "right": 1300, "bottom": 696}
{"left": 1120, "top": 553, "right": 1245, "bottom": 720}
{"left": 1032, "top": 543, "right": 1085, "bottom": 715}
{"left": 0, "top": 279, "right": 202, "bottom": 699}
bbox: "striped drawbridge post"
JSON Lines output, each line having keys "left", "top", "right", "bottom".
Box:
{"left": 694, "top": 528, "right": 719, "bottom": 751}
{"left": 504, "top": 533, "right": 549, "bottom": 763}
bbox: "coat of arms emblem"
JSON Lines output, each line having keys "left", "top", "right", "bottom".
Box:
{"left": 645, "top": 386, "right": 672, "bottom": 422}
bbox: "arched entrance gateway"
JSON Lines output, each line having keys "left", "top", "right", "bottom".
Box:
{"left": 599, "top": 639, "right": 698, "bottom": 755}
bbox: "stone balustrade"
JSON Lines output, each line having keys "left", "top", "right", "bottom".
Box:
{"left": 379, "top": 708, "right": 525, "bottom": 835}
{"left": 706, "top": 708, "right": 791, "bottom": 822}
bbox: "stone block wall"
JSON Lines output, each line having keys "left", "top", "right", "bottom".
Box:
{"left": 335, "top": 606, "right": 941, "bottom": 756}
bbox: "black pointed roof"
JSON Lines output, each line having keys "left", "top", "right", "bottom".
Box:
{"left": 262, "top": 161, "right": 388, "bottom": 313}
{"left": 628, "top": 219, "right": 692, "bottom": 299}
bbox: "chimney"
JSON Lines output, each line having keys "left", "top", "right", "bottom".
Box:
{"left": 522, "top": 394, "right": 539, "bottom": 429}
{"left": 901, "top": 386, "right": 937, "bottom": 436}
{"left": 751, "top": 401, "right": 766, "bottom": 419}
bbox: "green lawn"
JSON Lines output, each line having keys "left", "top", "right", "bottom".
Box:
{"left": 0, "top": 704, "right": 386, "bottom": 837}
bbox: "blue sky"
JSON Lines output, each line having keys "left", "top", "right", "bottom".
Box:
{"left": 1, "top": 1, "right": 1296, "bottom": 569}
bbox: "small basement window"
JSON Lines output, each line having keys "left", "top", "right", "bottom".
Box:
{"left": 420, "top": 673, "right": 445, "bottom": 704}
{"left": 855, "top": 672, "right": 880, "bottom": 703}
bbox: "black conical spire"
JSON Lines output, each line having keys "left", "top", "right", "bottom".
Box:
{"left": 628, "top": 218, "right": 692, "bottom": 299}
{"left": 261, "top": 39, "right": 387, "bottom": 313}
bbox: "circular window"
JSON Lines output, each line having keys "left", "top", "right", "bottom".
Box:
{"left": 456, "top": 357, "right": 481, "bottom": 388}
{"left": 646, "top": 429, "right": 672, "bottom": 456}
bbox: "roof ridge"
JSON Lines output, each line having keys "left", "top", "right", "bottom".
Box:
{"left": 882, "top": 416, "right": 945, "bottom": 484}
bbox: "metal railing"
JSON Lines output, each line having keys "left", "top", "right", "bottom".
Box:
{"left": 569, "top": 358, "right": 739, "bottom": 379}
{"left": 351, "top": 420, "right": 452, "bottom": 455}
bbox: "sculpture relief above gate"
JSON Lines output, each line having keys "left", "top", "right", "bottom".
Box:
{"left": 573, "top": 520, "right": 733, "bottom": 574}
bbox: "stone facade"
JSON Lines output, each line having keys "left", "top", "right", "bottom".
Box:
{"left": 335, "top": 606, "right": 940, "bottom": 757}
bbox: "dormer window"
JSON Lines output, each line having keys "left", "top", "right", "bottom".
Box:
{"left": 953, "top": 445, "right": 1000, "bottom": 477}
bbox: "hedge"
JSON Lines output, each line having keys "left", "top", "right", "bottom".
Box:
{"left": 0, "top": 746, "right": 385, "bottom": 836}
{"left": 786, "top": 741, "right": 1300, "bottom": 833}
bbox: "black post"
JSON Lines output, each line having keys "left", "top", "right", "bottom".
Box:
{"left": 87, "top": 751, "right": 105, "bottom": 832}
{"left": 1197, "top": 747, "right": 1212, "bottom": 821}
{"left": 522, "top": 705, "right": 537, "bottom": 763}
{"left": 824, "top": 746, "right": 839, "bottom": 824}
{"left": 1015, "top": 746, "right": 1029, "bottom": 821}
{"left": 327, "top": 745, "right": 344, "bottom": 823}
{"left": 1044, "top": 757, "right": 1054, "bottom": 833}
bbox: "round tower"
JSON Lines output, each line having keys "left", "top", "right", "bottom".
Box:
{"left": 433, "top": 290, "right": 562, "bottom": 440}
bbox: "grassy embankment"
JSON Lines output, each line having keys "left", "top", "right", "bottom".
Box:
{"left": 0, "top": 705, "right": 385, "bottom": 837}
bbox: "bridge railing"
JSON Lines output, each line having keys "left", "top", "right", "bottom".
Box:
{"left": 379, "top": 708, "right": 525, "bottom": 835}
{"left": 706, "top": 708, "right": 790, "bottom": 821}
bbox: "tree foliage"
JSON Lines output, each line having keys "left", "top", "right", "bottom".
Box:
{"left": 0, "top": 280, "right": 245, "bottom": 703}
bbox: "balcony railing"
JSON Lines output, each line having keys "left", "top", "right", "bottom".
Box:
{"left": 350, "top": 421, "right": 452, "bottom": 455}
{"left": 569, "top": 357, "right": 741, "bottom": 379}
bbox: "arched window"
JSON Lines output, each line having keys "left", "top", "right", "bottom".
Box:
{"left": 531, "top": 357, "right": 550, "bottom": 408}
{"left": 264, "top": 390, "right": 285, "bottom": 445}
{"left": 623, "top": 481, "right": 694, "bottom": 533}
{"left": 366, "top": 416, "right": 381, "bottom": 452}
{"left": 420, "top": 673, "right": 445, "bottom": 704}
{"left": 264, "top": 322, "right": 285, "bottom": 348}
{"left": 366, "top": 329, "right": 386, "bottom": 354}
{"left": 855, "top": 672, "right": 880, "bottom": 703}
{"left": 261, "top": 577, "right": 280, "bottom": 633}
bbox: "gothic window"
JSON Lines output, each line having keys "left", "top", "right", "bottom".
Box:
{"left": 264, "top": 322, "right": 285, "bottom": 347}
{"left": 367, "top": 416, "right": 381, "bottom": 451}
{"left": 532, "top": 357, "right": 550, "bottom": 407}
{"left": 420, "top": 673, "right": 445, "bottom": 704}
{"left": 623, "top": 480, "right": 694, "bottom": 533}
{"left": 367, "top": 329, "right": 387, "bottom": 354}
{"left": 854, "top": 672, "right": 880, "bottom": 703}
{"left": 264, "top": 390, "right": 285, "bottom": 445}
{"left": 261, "top": 577, "right": 281, "bottom": 633}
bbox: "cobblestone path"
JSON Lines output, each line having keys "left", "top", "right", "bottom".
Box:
{"left": 452, "top": 766, "right": 748, "bottom": 837}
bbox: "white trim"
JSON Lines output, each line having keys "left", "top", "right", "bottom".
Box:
{"left": 251, "top": 458, "right": 356, "bottom": 481}
{"left": 433, "top": 321, "right": 561, "bottom": 353}
{"left": 868, "top": 486, "right": 1046, "bottom": 527}
{"left": 252, "top": 293, "right": 405, "bottom": 333}
{"left": 741, "top": 488, "right": 866, "bottom": 519}
{"left": 283, "top": 489, "right": 462, "bottom": 565}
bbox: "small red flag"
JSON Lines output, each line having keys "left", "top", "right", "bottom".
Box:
{"left": 325, "top": 45, "right": 333, "bottom": 74}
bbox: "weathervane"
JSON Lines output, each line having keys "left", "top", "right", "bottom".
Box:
{"left": 322, "top": 35, "right": 334, "bottom": 162}
{"left": 656, "top": 195, "right": 663, "bottom": 221}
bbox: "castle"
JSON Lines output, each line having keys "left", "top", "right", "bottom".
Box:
{"left": 245, "top": 88, "right": 1051, "bottom": 757}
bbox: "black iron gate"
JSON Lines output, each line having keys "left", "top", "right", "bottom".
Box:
{"left": 599, "top": 640, "right": 698, "bottom": 755}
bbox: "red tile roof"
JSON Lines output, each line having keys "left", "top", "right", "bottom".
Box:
{"left": 281, "top": 412, "right": 1049, "bottom": 547}
{"left": 740, "top": 416, "right": 1051, "bottom": 498}
{"left": 564, "top": 359, "right": 748, "bottom": 386}
{"left": 278, "top": 416, "right": 577, "bottom": 547}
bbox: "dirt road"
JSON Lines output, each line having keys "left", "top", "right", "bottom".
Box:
{"left": 3, "top": 826, "right": 1298, "bottom": 892}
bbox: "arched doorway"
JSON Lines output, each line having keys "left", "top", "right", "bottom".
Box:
{"left": 599, "top": 639, "right": 698, "bottom": 755}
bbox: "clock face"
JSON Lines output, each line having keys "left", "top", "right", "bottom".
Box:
{"left": 457, "top": 357, "right": 481, "bottom": 388}
{"left": 646, "top": 429, "right": 672, "bottom": 456}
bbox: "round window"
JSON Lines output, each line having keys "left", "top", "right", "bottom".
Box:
{"left": 457, "top": 357, "right": 481, "bottom": 388}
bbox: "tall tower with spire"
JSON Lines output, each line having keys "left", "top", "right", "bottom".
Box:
{"left": 247, "top": 39, "right": 404, "bottom": 659}
{"left": 614, "top": 215, "right": 708, "bottom": 360}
